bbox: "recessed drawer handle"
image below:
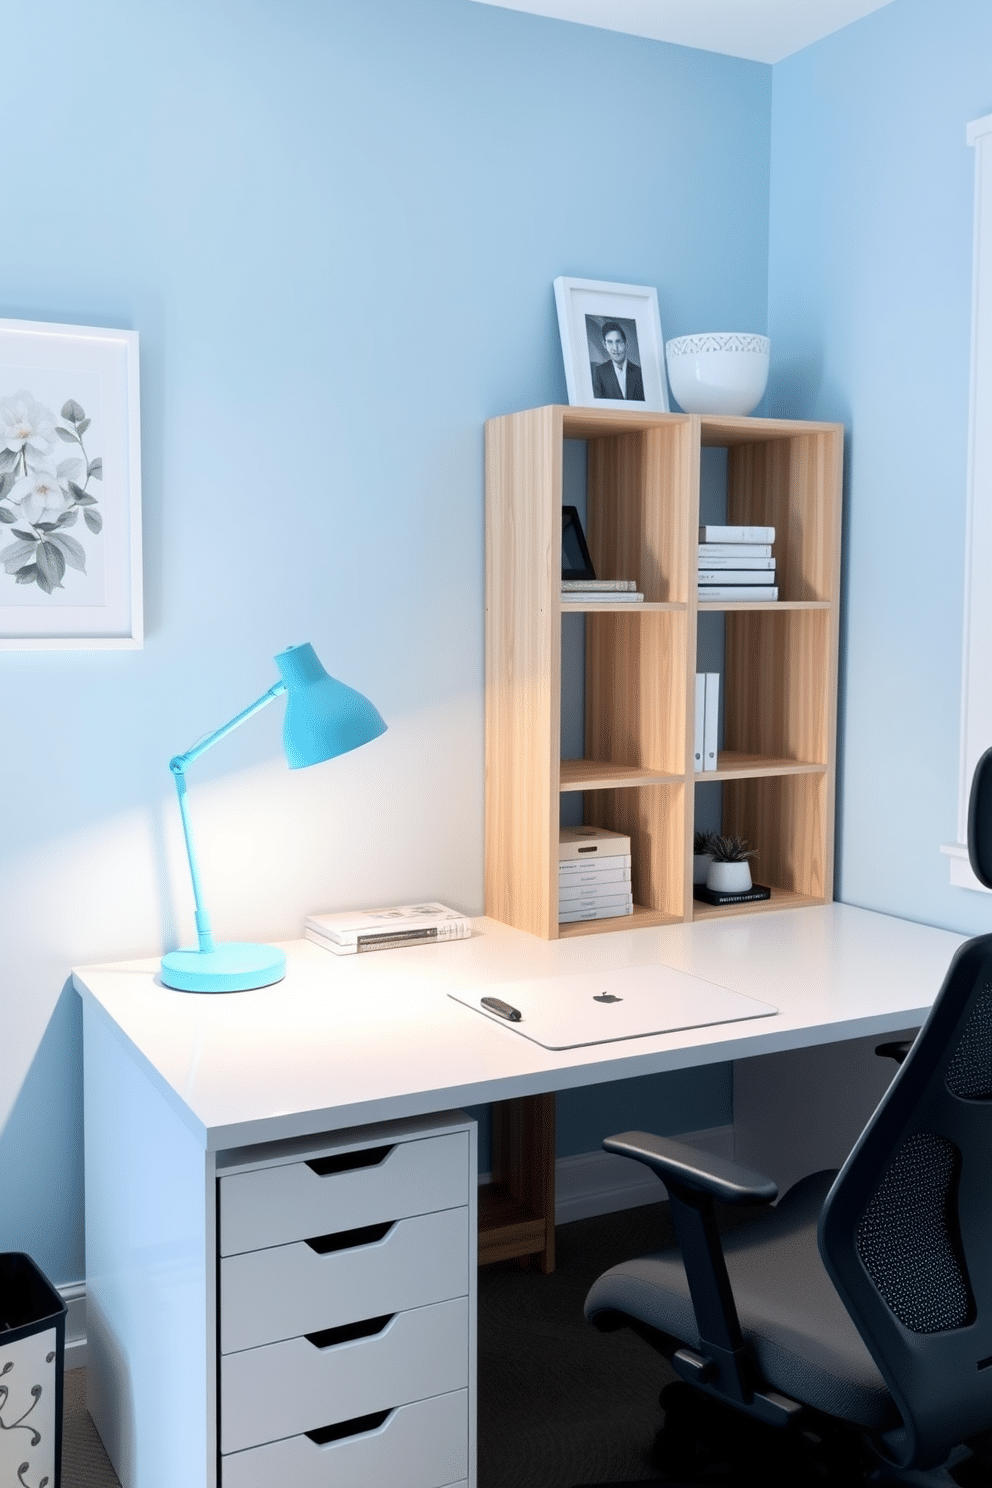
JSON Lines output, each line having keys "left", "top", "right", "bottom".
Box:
{"left": 305, "top": 1314, "right": 394, "bottom": 1349}
{"left": 304, "top": 1220, "right": 394, "bottom": 1254}
{"left": 305, "top": 1145, "right": 393, "bottom": 1176}
{"left": 305, "top": 1407, "right": 392, "bottom": 1445}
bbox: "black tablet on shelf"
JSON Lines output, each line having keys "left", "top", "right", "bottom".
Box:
{"left": 562, "top": 505, "right": 596, "bottom": 581}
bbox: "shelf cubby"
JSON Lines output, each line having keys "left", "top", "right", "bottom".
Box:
{"left": 722, "top": 606, "right": 833, "bottom": 770}
{"left": 692, "top": 770, "right": 832, "bottom": 921}
{"left": 485, "top": 406, "right": 842, "bottom": 939}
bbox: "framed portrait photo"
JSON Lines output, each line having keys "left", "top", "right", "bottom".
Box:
{"left": 0, "top": 318, "right": 142, "bottom": 650}
{"left": 554, "top": 277, "right": 668, "bottom": 412}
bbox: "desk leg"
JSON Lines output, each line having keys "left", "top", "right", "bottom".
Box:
{"left": 477, "top": 1093, "right": 556, "bottom": 1273}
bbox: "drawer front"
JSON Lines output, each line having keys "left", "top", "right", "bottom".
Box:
{"left": 221, "top": 1207, "right": 468, "bottom": 1354}
{"left": 221, "top": 1388, "right": 468, "bottom": 1488}
{"left": 221, "top": 1296, "right": 468, "bottom": 1453}
{"left": 221, "top": 1132, "right": 469, "bottom": 1256}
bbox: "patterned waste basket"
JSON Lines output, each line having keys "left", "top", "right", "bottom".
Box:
{"left": 0, "top": 1253, "right": 66, "bottom": 1488}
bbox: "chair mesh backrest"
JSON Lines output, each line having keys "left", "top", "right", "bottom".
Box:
{"left": 945, "top": 982, "right": 992, "bottom": 1099}
{"left": 855, "top": 1130, "right": 971, "bottom": 1334}
{"left": 818, "top": 935, "right": 992, "bottom": 1471}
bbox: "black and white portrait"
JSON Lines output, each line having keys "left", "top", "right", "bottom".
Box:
{"left": 554, "top": 278, "right": 668, "bottom": 411}
{"left": 586, "top": 315, "right": 645, "bottom": 401}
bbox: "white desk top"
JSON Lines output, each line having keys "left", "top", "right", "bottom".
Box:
{"left": 72, "top": 904, "right": 965, "bottom": 1151}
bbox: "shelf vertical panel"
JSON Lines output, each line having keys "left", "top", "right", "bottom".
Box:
{"left": 584, "top": 783, "right": 686, "bottom": 919}
{"left": 485, "top": 407, "right": 562, "bottom": 938}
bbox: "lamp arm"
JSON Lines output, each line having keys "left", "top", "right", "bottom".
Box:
{"left": 169, "top": 681, "right": 287, "bottom": 774}
{"left": 168, "top": 681, "right": 287, "bottom": 954}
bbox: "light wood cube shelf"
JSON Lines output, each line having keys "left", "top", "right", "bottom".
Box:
{"left": 484, "top": 405, "right": 843, "bottom": 939}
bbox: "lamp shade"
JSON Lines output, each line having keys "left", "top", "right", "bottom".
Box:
{"left": 276, "top": 643, "right": 387, "bottom": 769}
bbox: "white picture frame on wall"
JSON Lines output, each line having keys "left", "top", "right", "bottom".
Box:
{"left": 554, "top": 276, "right": 669, "bottom": 412}
{"left": 0, "top": 318, "right": 142, "bottom": 650}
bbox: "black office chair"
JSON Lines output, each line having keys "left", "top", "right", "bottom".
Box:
{"left": 580, "top": 753, "right": 992, "bottom": 1486}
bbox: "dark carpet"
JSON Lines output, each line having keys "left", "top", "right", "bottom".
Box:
{"left": 478, "top": 1199, "right": 679, "bottom": 1488}
{"left": 63, "top": 1367, "right": 121, "bottom": 1486}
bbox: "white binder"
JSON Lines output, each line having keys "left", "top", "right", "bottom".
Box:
{"left": 704, "top": 672, "right": 720, "bottom": 771}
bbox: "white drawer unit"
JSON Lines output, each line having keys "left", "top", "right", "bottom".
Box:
{"left": 215, "top": 1112, "right": 477, "bottom": 1488}
{"left": 221, "top": 1389, "right": 469, "bottom": 1488}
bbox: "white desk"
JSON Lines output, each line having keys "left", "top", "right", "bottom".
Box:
{"left": 73, "top": 903, "right": 964, "bottom": 1488}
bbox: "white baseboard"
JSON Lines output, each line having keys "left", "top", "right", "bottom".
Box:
{"left": 59, "top": 1281, "right": 87, "bottom": 1370}
{"left": 478, "top": 1123, "right": 735, "bottom": 1226}
{"left": 553, "top": 1124, "right": 735, "bottom": 1224}
{"left": 61, "top": 1124, "right": 735, "bottom": 1366}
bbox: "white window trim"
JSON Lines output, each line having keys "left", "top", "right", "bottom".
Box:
{"left": 942, "top": 114, "right": 992, "bottom": 893}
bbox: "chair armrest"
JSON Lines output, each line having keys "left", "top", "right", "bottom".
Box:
{"left": 603, "top": 1131, "right": 778, "bottom": 1206}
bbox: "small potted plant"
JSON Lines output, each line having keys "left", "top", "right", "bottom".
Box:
{"left": 693, "top": 830, "right": 717, "bottom": 884}
{"left": 706, "top": 835, "right": 757, "bottom": 893}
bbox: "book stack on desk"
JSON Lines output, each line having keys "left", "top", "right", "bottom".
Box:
{"left": 698, "top": 525, "right": 778, "bottom": 601}
{"left": 561, "top": 578, "right": 644, "bottom": 604}
{"left": 306, "top": 902, "right": 471, "bottom": 955}
{"left": 559, "top": 826, "right": 633, "bottom": 922}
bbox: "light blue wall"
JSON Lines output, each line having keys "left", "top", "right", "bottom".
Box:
{"left": 0, "top": 0, "right": 770, "bottom": 1284}
{"left": 767, "top": 0, "right": 992, "bottom": 933}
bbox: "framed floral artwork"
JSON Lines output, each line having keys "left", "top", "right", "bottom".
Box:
{"left": 0, "top": 318, "right": 142, "bottom": 649}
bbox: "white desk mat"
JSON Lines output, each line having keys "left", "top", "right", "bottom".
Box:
{"left": 448, "top": 963, "right": 777, "bottom": 1050}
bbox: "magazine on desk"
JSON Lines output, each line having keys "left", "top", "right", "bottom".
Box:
{"left": 306, "top": 902, "right": 471, "bottom": 955}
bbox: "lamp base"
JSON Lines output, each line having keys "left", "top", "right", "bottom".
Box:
{"left": 160, "top": 942, "right": 287, "bottom": 993}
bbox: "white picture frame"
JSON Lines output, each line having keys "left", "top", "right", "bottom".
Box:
{"left": 0, "top": 318, "right": 142, "bottom": 650}
{"left": 554, "top": 276, "right": 669, "bottom": 412}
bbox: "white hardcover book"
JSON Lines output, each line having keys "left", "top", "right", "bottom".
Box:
{"left": 696, "top": 557, "right": 776, "bottom": 571}
{"left": 699, "top": 525, "right": 775, "bottom": 543}
{"left": 698, "top": 542, "right": 772, "bottom": 559}
{"left": 561, "top": 578, "right": 636, "bottom": 591}
{"left": 305, "top": 902, "right": 470, "bottom": 952}
{"left": 561, "top": 591, "right": 644, "bottom": 604}
{"left": 559, "top": 826, "right": 631, "bottom": 862}
{"left": 693, "top": 672, "right": 705, "bottom": 772}
{"left": 704, "top": 672, "right": 719, "bottom": 772}
{"left": 559, "top": 872, "right": 632, "bottom": 903}
{"left": 308, "top": 924, "right": 473, "bottom": 955}
{"left": 699, "top": 586, "right": 779, "bottom": 602}
{"left": 559, "top": 896, "right": 634, "bottom": 923}
{"left": 559, "top": 854, "right": 632, "bottom": 876}
{"left": 698, "top": 569, "right": 777, "bottom": 585}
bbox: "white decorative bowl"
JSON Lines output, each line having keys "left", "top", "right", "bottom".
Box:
{"left": 665, "top": 333, "right": 770, "bottom": 416}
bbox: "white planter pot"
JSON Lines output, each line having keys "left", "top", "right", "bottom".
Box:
{"left": 706, "top": 859, "right": 752, "bottom": 893}
{"left": 692, "top": 853, "right": 714, "bottom": 884}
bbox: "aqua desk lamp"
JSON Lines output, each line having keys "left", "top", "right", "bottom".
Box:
{"left": 161, "top": 642, "right": 386, "bottom": 993}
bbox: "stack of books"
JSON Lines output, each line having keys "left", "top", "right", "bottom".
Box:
{"left": 561, "top": 579, "right": 644, "bottom": 604}
{"left": 698, "top": 525, "right": 778, "bottom": 601}
{"left": 306, "top": 902, "right": 471, "bottom": 955}
{"left": 559, "top": 826, "right": 633, "bottom": 923}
